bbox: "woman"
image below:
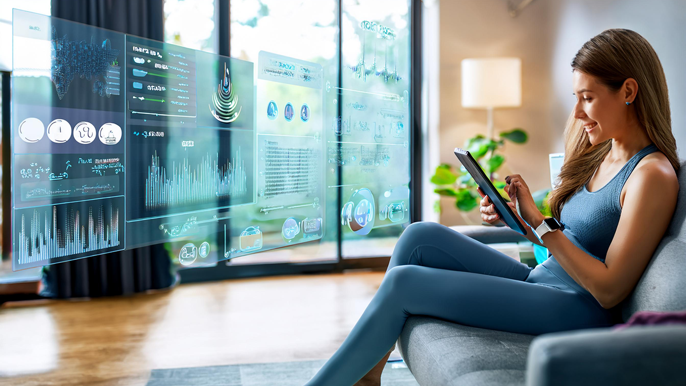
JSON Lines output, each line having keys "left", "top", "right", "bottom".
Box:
{"left": 306, "top": 28, "right": 680, "bottom": 386}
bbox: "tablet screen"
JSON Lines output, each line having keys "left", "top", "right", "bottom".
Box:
{"left": 453, "top": 148, "right": 528, "bottom": 236}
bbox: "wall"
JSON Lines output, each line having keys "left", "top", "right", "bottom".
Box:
{"left": 437, "top": 0, "right": 686, "bottom": 226}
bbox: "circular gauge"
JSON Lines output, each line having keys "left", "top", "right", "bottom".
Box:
{"left": 46, "top": 119, "right": 72, "bottom": 143}
{"left": 99, "top": 123, "right": 122, "bottom": 145}
{"left": 179, "top": 243, "right": 197, "bottom": 266}
{"left": 284, "top": 103, "right": 294, "bottom": 121}
{"left": 18, "top": 118, "right": 45, "bottom": 143}
{"left": 346, "top": 188, "right": 375, "bottom": 235}
{"left": 355, "top": 199, "right": 372, "bottom": 227}
{"left": 267, "top": 101, "right": 278, "bottom": 120}
{"left": 300, "top": 104, "right": 310, "bottom": 122}
{"left": 74, "top": 121, "right": 96, "bottom": 144}
{"left": 282, "top": 217, "right": 300, "bottom": 240}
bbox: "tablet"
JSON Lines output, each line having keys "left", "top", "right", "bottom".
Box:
{"left": 453, "top": 148, "right": 528, "bottom": 236}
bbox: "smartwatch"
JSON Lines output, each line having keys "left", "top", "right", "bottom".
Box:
{"left": 534, "top": 217, "right": 565, "bottom": 242}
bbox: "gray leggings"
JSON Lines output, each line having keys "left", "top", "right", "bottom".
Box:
{"left": 306, "top": 222, "right": 616, "bottom": 386}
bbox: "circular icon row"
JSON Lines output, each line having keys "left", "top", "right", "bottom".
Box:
{"left": 18, "top": 118, "right": 122, "bottom": 145}
{"left": 267, "top": 101, "right": 310, "bottom": 122}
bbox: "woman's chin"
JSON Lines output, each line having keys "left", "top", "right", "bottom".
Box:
{"left": 586, "top": 132, "right": 605, "bottom": 146}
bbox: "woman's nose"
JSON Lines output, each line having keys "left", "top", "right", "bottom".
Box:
{"left": 573, "top": 101, "right": 586, "bottom": 120}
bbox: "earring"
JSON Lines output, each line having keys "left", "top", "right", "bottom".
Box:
{"left": 626, "top": 101, "right": 631, "bottom": 105}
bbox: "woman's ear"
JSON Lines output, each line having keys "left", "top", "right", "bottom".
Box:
{"left": 623, "top": 78, "right": 639, "bottom": 103}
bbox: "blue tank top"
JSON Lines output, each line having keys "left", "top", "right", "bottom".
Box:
{"left": 557, "top": 143, "right": 659, "bottom": 262}
{"left": 538, "top": 143, "right": 659, "bottom": 298}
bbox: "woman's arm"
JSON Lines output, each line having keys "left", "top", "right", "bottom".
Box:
{"left": 540, "top": 162, "right": 678, "bottom": 309}
{"left": 508, "top": 161, "right": 678, "bottom": 309}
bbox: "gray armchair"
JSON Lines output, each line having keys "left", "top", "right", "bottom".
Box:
{"left": 397, "top": 161, "right": 686, "bottom": 386}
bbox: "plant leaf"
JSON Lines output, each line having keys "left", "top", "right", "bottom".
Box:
{"left": 455, "top": 189, "right": 478, "bottom": 211}
{"left": 533, "top": 188, "right": 552, "bottom": 217}
{"left": 430, "top": 166, "right": 458, "bottom": 185}
{"left": 433, "top": 200, "right": 442, "bottom": 214}
{"left": 500, "top": 128, "right": 528, "bottom": 144}
{"left": 434, "top": 188, "right": 458, "bottom": 197}
{"left": 487, "top": 154, "right": 505, "bottom": 174}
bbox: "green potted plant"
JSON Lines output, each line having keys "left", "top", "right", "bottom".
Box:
{"left": 430, "top": 128, "right": 529, "bottom": 214}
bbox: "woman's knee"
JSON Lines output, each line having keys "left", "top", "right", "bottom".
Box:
{"left": 399, "top": 221, "right": 446, "bottom": 244}
{"left": 381, "top": 265, "right": 424, "bottom": 297}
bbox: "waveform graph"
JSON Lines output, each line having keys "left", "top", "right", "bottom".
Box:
{"left": 145, "top": 146, "right": 248, "bottom": 209}
{"left": 13, "top": 196, "right": 125, "bottom": 270}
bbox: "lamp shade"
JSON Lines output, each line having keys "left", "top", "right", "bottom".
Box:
{"left": 461, "top": 58, "right": 521, "bottom": 109}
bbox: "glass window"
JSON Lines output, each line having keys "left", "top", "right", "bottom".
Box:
{"left": 229, "top": 0, "right": 340, "bottom": 266}
{"left": 0, "top": 1, "right": 50, "bottom": 281}
{"left": 0, "top": 0, "right": 51, "bottom": 71}
{"left": 164, "top": 0, "right": 218, "bottom": 53}
{"left": 339, "top": 0, "right": 412, "bottom": 259}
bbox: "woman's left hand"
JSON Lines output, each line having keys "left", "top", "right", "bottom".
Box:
{"left": 505, "top": 174, "right": 545, "bottom": 227}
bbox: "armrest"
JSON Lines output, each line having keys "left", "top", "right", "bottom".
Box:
{"left": 526, "top": 325, "right": 686, "bottom": 386}
{"left": 450, "top": 225, "right": 528, "bottom": 244}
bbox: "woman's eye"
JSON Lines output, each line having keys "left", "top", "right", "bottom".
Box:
{"left": 583, "top": 97, "right": 592, "bottom": 102}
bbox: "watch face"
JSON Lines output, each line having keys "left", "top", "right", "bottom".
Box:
{"left": 544, "top": 217, "right": 562, "bottom": 230}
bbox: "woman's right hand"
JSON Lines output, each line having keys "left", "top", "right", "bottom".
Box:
{"left": 477, "top": 187, "right": 504, "bottom": 225}
{"left": 477, "top": 187, "right": 527, "bottom": 229}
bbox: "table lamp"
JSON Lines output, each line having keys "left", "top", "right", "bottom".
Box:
{"left": 461, "top": 58, "right": 522, "bottom": 139}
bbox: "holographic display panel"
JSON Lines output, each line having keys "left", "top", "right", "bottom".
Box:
{"left": 11, "top": 10, "right": 328, "bottom": 270}
{"left": 332, "top": 15, "right": 411, "bottom": 244}
{"left": 12, "top": 10, "right": 127, "bottom": 269}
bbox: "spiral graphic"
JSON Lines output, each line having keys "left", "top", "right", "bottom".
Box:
{"left": 209, "top": 62, "right": 242, "bottom": 123}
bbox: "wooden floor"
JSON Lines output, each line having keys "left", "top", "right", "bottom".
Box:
{"left": 0, "top": 271, "right": 386, "bottom": 386}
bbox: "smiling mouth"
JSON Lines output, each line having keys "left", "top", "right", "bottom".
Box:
{"left": 584, "top": 122, "right": 598, "bottom": 131}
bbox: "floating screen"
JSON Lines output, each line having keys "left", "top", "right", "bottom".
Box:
{"left": 10, "top": 10, "right": 329, "bottom": 270}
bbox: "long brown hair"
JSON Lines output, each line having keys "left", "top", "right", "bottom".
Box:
{"left": 549, "top": 29, "right": 680, "bottom": 219}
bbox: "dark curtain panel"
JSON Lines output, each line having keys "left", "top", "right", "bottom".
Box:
{"left": 42, "top": 0, "right": 176, "bottom": 298}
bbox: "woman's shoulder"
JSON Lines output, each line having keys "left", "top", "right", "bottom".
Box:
{"left": 628, "top": 151, "right": 679, "bottom": 192}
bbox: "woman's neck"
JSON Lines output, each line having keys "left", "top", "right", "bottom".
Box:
{"left": 608, "top": 120, "right": 652, "bottom": 164}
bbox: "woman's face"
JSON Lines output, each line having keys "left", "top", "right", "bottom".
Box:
{"left": 572, "top": 71, "right": 628, "bottom": 146}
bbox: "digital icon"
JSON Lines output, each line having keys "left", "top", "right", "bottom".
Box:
{"left": 209, "top": 62, "right": 241, "bottom": 123}
{"left": 240, "top": 226, "right": 263, "bottom": 252}
{"left": 300, "top": 104, "right": 310, "bottom": 122}
{"left": 302, "top": 217, "right": 323, "bottom": 240}
{"left": 199, "top": 242, "right": 210, "bottom": 258}
{"left": 267, "top": 101, "right": 278, "bottom": 120}
{"left": 380, "top": 202, "right": 406, "bottom": 222}
{"left": 282, "top": 217, "right": 300, "bottom": 240}
{"left": 18, "top": 117, "right": 45, "bottom": 143}
{"left": 47, "top": 119, "right": 72, "bottom": 143}
{"left": 342, "top": 188, "right": 375, "bottom": 235}
{"left": 99, "top": 123, "right": 122, "bottom": 145}
{"left": 74, "top": 122, "right": 96, "bottom": 144}
{"left": 179, "top": 243, "right": 197, "bottom": 266}
{"left": 379, "top": 186, "right": 409, "bottom": 223}
{"left": 284, "top": 102, "right": 294, "bottom": 121}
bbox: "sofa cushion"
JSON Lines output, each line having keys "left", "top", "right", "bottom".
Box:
{"left": 621, "top": 160, "right": 686, "bottom": 321}
{"left": 397, "top": 316, "right": 535, "bottom": 386}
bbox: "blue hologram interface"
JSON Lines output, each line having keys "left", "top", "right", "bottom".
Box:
{"left": 10, "top": 10, "right": 326, "bottom": 270}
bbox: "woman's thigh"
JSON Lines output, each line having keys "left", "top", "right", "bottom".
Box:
{"left": 389, "top": 222, "right": 532, "bottom": 281}
{"left": 381, "top": 264, "right": 611, "bottom": 335}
